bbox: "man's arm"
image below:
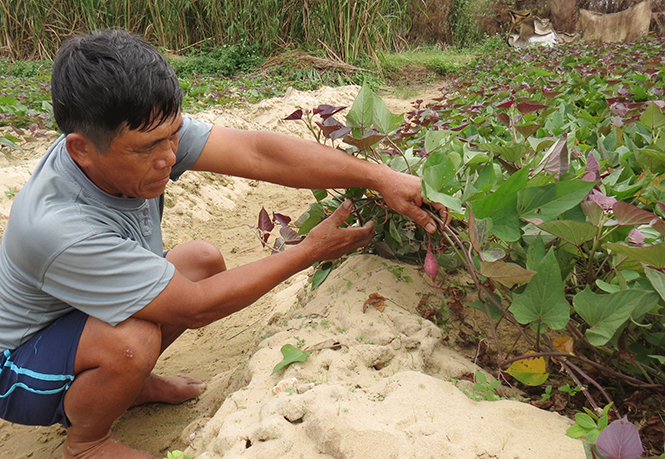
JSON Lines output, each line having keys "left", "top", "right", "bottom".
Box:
{"left": 133, "top": 201, "right": 373, "bottom": 328}
{"left": 191, "top": 125, "right": 438, "bottom": 233}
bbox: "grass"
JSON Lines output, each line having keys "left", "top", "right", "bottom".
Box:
{"left": 0, "top": 38, "right": 491, "bottom": 133}
{"left": 379, "top": 45, "right": 477, "bottom": 77}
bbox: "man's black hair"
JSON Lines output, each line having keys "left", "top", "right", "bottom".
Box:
{"left": 51, "top": 28, "right": 183, "bottom": 152}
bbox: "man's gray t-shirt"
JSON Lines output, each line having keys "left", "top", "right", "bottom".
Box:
{"left": 0, "top": 116, "right": 213, "bottom": 351}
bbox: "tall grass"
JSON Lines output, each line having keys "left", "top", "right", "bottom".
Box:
{"left": 0, "top": 0, "right": 411, "bottom": 61}
{"left": 449, "top": 0, "right": 489, "bottom": 47}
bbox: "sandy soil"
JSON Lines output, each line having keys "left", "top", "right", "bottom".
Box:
{"left": 0, "top": 83, "right": 584, "bottom": 459}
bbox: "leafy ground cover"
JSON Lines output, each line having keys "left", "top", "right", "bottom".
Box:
{"left": 273, "top": 37, "right": 665, "bottom": 459}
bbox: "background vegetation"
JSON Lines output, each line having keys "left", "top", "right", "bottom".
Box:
{"left": 0, "top": 0, "right": 500, "bottom": 61}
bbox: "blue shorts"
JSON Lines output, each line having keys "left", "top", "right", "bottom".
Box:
{"left": 0, "top": 309, "right": 88, "bottom": 427}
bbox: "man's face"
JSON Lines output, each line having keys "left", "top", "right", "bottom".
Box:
{"left": 77, "top": 113, "right": 183, "bottom": 199}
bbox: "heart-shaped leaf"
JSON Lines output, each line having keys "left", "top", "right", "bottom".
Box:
{"left": 596, "top": 417, "right": 643, "bottom": 459}
{"left": 272, "top": 344, "right": 311, "bottom": 374}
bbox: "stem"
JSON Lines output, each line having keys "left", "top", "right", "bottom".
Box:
{"left": 426, "top": 208, "right": 536, "bottom": 350}
{"left": 437, "top": 223, "right": 504, "bottom": 361}
{"left": 560, "top": 360, "right": 602, "bottom": 411}
{"left": 383, "top": 138, "right": 413, "bottom": 175}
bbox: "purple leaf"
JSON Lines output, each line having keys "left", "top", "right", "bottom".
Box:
{"left": 542, "top": 90, "right": 562, "bottom": 100}
{"left": 628, "top": 228, "right": 645, "bottom": 244}
{"left": 613, "top": 202, "right": 659, "bottom": 226}
{"left": 315, "top": 116, "right": 347, "bottom": 139}
{"left": 343, "top": 130, "right": 385, "bottom": 150}
{"left": 273, "top": 212, "right": 291, "bottom": 227}
{"left": 283, "top": 109, "right": 304, "bottom": 121}
{"left": 596, "top": 417, "right": 643, "bottom": 459}
{"left": 515, "top": 124, "right": 541, "bottom": 139}
{"left": 496, "top": 99, "right": 515, "bottom": 109}
{"left": 496, "top": 112, "right": 511, "bottom": 127}
{"left": 258, "top": 207, "right": 274, "bottom": 233}
{"left": 329, "top": 126, "right": 352, "bottom": 141}
{"left": 588, "top": 190, "right": 617, "bottom": 211}
{"left": 449, "top": 122, "right": 470, "bottom": 132}
{"left": 583, "top": 152, "right": 601, "bottom": 182}
{"left": 516, "top": 102, "right": 549, "bottom": 115}
{"left": 313, "top": 104, "right": 346, "bottom": 120}
{"left": 611, "top": 116, "right": 625, "bottom": 127}
{"left": 541, "top": 133, "right": 569, "bottom": 179}
{"left": 279, "top": 225, "right": 303, "bottom": 244}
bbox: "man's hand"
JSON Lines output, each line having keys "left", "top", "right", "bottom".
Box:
{"left": 302, "top": 200, "right": 375, "bottom": 261}
{"left": 377, "top": 169, "right": 449, "bottom": 233}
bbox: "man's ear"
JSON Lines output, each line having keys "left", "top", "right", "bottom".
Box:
{"left": 65, "top": 133, "right": 97, "bottom": 168}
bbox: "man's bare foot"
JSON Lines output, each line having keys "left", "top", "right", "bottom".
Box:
{"left": 63, "top": 430, "right": 156, "bottom": 458}
{"left": 131, "top": 373, "right": 206, "bottom": 406}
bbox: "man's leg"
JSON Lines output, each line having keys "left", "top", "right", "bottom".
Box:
{"left": 160, "top": 240, "right": 227, "bottom": 351}
{"left": 62, "top": 240, "right": 226, "bottom": 458}
{"left": 63, "top": 316, "right": 163, "bottom": 458}
{"left": 132, "top": 240, "right": 227, "bottom": 407}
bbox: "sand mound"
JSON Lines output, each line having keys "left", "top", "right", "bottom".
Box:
{"left": 184, "top": 255, "right": 584, "bottom": 459}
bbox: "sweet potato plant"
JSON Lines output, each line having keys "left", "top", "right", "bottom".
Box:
{"left": 271, "top": 37, "right": 665, "bottom": 458}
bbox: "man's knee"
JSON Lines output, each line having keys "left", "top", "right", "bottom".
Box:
{"left": 166, "top": 240, "right": 226, "bottom": 281}
{"left": 191, "top": 240, "right": 226, "bottom": 273}
{"left": 77, "top": 317, "right": 162, "bottom": 376}
{"left": 115, "top": 318, "right": 162, "bottom": 370}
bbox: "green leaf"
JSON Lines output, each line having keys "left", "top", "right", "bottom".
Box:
{"left": 346, "top": 86, "right": 373, "bottom": 131}
{"left": 388, "top": 219, "right": 403, "bottom": 246}
{"left": 639, "top": 102, "right": 665, "bottom": 131}
{"left": 468, "top": 294, "right": 503, "bottom": 320}
{"left": 645, "top": 265, "right": 665, "bottom": 303}
{"left": 526, "top": 236, "right": 546, "bottom": 271}
{"left": 573, "top": 287, "right": 660, "bottom": 346}
{"left": 473, "top": 163, "right": 497, "bottom": 193}
{"left": 0, "top": 137, "right": 23, "bottom": 151}
{"left": 422, "top": 151, "right": 459, "bottom": 195}
{"left": 476, "top": 142, "right": 527, "bottom": 163}
{"left": 649, "top": 355, "right": 665, "bottom": 365}
{"left": 272, "top": 344, "right": 311, "bottom": 374}
{"left": 575, "top": 412, "right": 598, "bottom": 430}
{"left": 372, "top": 95, "right": 403, "bottom": 133}
{"left": 311, "top": 261, "right": 333, "bottom": 290}
{"left": 518, "top": 180, "right": 597, "bottom": 222}
{"left": 566, "top": 423, "right": 590, "bottom": 439}
{"left": 536, "top": 220, "right": 597, "bottom": 246}
{"left": 422, "top": 184, "right": 464, "bottom": 213}
{"left": 604, "top": 242, "right": 665, "bottom": 268}
{"left": 312, "top": 189, "right": 328, "bottom": 201}
{"left": 509, "top": 249, "right": 570, "bottom": 330}
{"left": 470, "top": 167, "right": 530, "bottom": 242}
{"left": 296, "top": 202, "right": 326, "bottom": 235}
{"left": 424, "top": 130, "right": 450, "bottom": 155}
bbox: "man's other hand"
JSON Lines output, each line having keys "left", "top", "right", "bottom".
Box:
{"left": 303, "top": 200, "right": 375, "bottom": 261}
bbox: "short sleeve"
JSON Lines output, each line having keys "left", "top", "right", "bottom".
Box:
{"left": 171, "top": 116, "right": 213, "bottom": 181}
{"left": 41, "top": 233, "right": 175, "bottom": 326}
